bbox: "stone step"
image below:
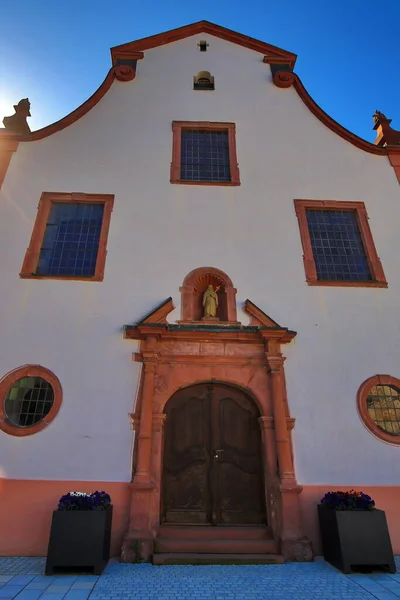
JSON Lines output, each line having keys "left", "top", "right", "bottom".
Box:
{"left": 153, "top": 553, "right": 284, "bottom": 565}
{"left": 154, "top": 537, "right": 279, "bottom": 554}
{"left": 157, "top": 525, "right": 272, "bottom": 540}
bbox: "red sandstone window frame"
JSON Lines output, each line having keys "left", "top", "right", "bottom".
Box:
{"left": 0, "top": 365, "right": 63, "bottom": 437}
{"left": 294, "top": 199, "right": 387, "bottom": 288}
{"left": 20, "top": 192, "right": 115, "bottom": 282}
{"left": 357, "top": 375, "right": 400, "bottom": 445}
{"left": 170, "top": 121, "right": 240, "bottom": 186}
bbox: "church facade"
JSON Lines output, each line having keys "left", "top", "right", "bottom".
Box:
{"left": 1, "top": 21, "right": 400, "bottom": 563}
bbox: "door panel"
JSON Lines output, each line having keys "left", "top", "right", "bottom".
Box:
{"left": 162, "top": 383, "right": 266, "bottom": 525}
{"left": 213, "top": 389, "right": 266, "bottom": 524}
{"left": 162, "top": 389, "right": 211, "bottom": 523}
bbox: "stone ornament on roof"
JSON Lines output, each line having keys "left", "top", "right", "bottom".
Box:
{"left": 373, "top": 110, "right": 390, "bottom": 124}
{"left": 2, "top": 99, "right": 31, "bottom": 134}
{"left": 373, "top": 110, "right": 400, "bottom": 147}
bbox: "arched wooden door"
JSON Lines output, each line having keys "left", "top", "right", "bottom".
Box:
{"left": 162, "top": 383, "right": 266, "bottom": 525}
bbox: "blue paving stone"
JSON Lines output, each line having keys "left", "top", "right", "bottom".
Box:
{"left": 0, "top": 561, "right": 45, "bottom": 577}
{"left": 7, "top": 580, "right": 34, "bottom": 587}
{"left": 0, "top": 587, "right": 25, "bottom": 599}
{"left": 353, "top": 579, "right": 391, "bottom": 592}
{"left": 14, "top": 590, "right": 43, "bottom": 600}
{"left": 25, "top": 584, "right": 51, "bottom": 591}
{"left": 91, "top": 562, "right": 377, "bottom": 600}
{"left": 378, "top": 580, "right": 400, "bottom": 590}
{"left": 63, "top": 591, "right": 90, "bottom": 600}
{"left": 379, "top": 580, "right": 399, "bottom": 590}
{"left": 4, "top": 557, "right": 400, "bottom": 599}
{"left": 368, "top": 592, "right": 398, "bottom": 600}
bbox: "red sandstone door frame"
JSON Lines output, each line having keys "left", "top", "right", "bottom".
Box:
{"left": 121, "top": 298, "right": 312, "bottom": 562}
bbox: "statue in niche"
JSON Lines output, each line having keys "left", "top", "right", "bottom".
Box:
{"left": 202, "top": 284, "right": 219, "bottom": 318}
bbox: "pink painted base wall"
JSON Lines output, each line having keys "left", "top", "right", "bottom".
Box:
{"left": 0, "top": 479, "right": 131, "bottom": 557}
{"left": 1, "top": 479, "right": 400, "bottom": 557}
{"left": 300, "top": 486, "right": 400, "bottom": 555}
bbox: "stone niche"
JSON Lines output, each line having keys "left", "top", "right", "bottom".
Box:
{"left": 179, "top": 266, "right": 238, "bottom": 323}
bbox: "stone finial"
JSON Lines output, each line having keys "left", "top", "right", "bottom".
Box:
{"left": 373, "top": 110, "right": 390, "bottom": 125}
{"left": 2, "top": 99, "right": 31, "bottom": 134}
{"left": 373, "top": 110, "right": 400, "bottom": 147}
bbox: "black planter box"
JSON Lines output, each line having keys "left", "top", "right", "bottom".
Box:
{"left": 45, "top": 506, "right": 113, "bottom": 575}
{"left": 318, "top": 504, "right": 395, "bottom": 574}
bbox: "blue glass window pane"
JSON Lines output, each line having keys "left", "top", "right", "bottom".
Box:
{"left": 36, "top": 203, "right": 104, "bottom": 277}
{"left": 306, "top": 209, "right": 372, "bottom": 282}
{"left": 180, "top": 130, "right": 231, "bottom": 182}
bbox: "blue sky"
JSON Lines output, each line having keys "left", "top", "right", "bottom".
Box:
{"left": 1, "top": 0, "right": 399, "bottom": 142}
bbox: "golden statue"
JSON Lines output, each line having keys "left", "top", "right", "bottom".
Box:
{"left": 203, "top": 284, "right": 219, "bottom": 318}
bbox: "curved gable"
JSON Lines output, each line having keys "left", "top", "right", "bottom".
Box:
{"left": 0, "top": 20, "right": 392, "bottom": 162}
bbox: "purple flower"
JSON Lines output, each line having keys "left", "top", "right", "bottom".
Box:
{"left": 58, "top": 490, "right": 111, "bottom": 511}
{"left": 320, "top": 490, "right": 375, "bottom": 511}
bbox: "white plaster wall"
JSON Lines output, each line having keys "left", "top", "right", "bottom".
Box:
{"left": 1, "top": 34, "right": 400, "bottom": 485}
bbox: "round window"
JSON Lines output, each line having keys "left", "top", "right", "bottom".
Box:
{"left": 357, "top": 375, "right": 400, "bottom": 445}
{"left": 367, "top": 384, "right": 400, "bottom": 436}
{"left": 4, "top": 376, "right": 54, "bottom": 427}
{"left": 0, "top": 365, "right": 62, "bottom": 436}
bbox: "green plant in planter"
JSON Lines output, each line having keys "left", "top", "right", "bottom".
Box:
{"left": 320, "top": 490, "right": 375, "bottom": 511}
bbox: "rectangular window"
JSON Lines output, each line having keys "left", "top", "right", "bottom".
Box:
{"left": 181, "top": 130, "right": 230, "bottom": 182}
{"left": 171, "top": 121, "right": 240, "bottom": 186}
{"left": 306, "top": 209, "right": 371, "bottom": 282}
{"left": 294, "top": 200, "right": 387, "bottom": 288}
{"left": 20, "top": 192, "right": 114, "bottom": 281}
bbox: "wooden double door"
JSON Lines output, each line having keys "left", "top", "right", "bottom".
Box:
{"left": 162, "top": 383, "right": 266, "bottom": 525}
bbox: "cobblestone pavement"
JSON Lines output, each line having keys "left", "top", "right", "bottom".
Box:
{"left": 1, "top": 557, "right": 400, "bottom": 600}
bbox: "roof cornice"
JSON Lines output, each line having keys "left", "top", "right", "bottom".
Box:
{"left": 111, "top": 20, "right": 297, "bottom": 68}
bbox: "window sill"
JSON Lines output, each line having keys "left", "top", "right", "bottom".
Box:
{"left": 306, "top": 279, "right": 388, "bottom": 288}
{"left": 20, "top": 273, "right": 104, "bottom": 282}
{"left": 170, "top": 179, "right": 241, "bottom": 186}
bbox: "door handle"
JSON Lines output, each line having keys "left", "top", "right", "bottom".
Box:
{"left": 213, "top": 449, "right": 224, "bottom": 458}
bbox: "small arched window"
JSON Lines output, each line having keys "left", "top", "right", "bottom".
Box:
{"left": 357, "top": 375, "right": 400, "bottom": 445}
{"left": 194, "top": 71, "right": 215, "bottom": 90}
{"left": 0, "top": 365, "right": 62, "bottom": 436}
